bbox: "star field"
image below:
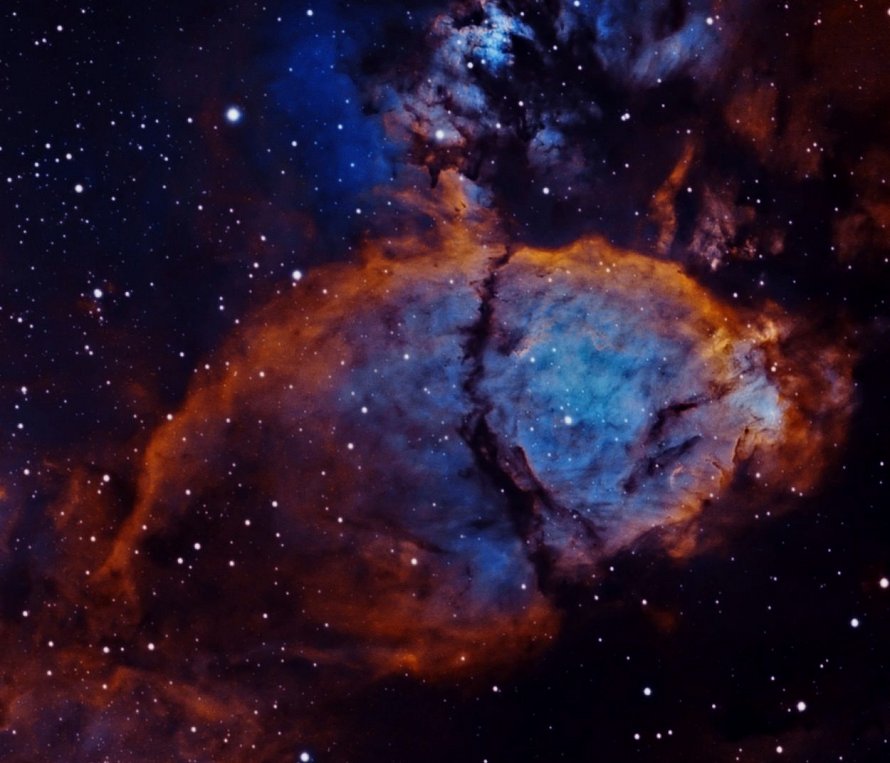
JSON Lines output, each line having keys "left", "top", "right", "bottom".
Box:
{"left": 1, "top": 2, "right": 889, "bottom": 762}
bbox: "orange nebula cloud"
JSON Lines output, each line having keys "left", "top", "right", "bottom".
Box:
{"left": 92, "top": 175, "right": 853, "bottom": 675}
{"left": 0, "top": 175, "right": 855, "bottom": 761}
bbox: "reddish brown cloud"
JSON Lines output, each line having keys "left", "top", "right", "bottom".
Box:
{"left": 0, "top": 175, "right": 856, "bottom": 761}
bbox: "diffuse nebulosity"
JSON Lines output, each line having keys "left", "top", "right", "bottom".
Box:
{"left": 1, "top": 168, "right": 855, "bottom": 757}
{"left": 0, "top": 0, "right": 883, "bottom": 759}
{"left": 113, "top": 178, "right": 850, "bottom": 654}
{"left": 372, "top": 0, "right": 888, "bottom": 267}
{"left": 5, "top": 173, "right": 851, "bottom": 736}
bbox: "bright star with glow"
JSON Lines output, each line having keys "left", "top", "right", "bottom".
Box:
{"left": 225, "top": 106, "right": 243, "bottom": 123}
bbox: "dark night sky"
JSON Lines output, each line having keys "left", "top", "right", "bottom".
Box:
{"left": 1, "top": 1, "right": 889, "bottom": 761}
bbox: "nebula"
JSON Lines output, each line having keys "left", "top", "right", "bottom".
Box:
{"left": 0, "top": 174, "right": 862, "bottom": 763}
{"left": 57, "top": 177, "right": 848, "bottom": 695}
{"left": 366, "top": 0, "right": 889, "bottom": 271}
{"left": 0, "top": 178, "right": 851, "bottom": 760}
{"left": 2, "top": 1, "right": 886, "bottom": 760}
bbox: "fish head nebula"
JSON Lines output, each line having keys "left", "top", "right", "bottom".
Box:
{"left": 90, "top": 184, "right": 852, "bottom": 683}
{"left": 1, "top": 0, "right": 886, "bottom": 760}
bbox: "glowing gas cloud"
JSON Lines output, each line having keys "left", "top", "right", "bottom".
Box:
{"left": 0, "top": 174, "right": 855, "bottom": 760}
{"left": 100, "top": 176, "right": 851, "bottom": 675}
{"left": 1, "top": 0, "right": 885, "bottom": 759}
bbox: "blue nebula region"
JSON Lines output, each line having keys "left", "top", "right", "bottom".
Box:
{"left": 116, "top": 214, "right": 848, "bottom": 676}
